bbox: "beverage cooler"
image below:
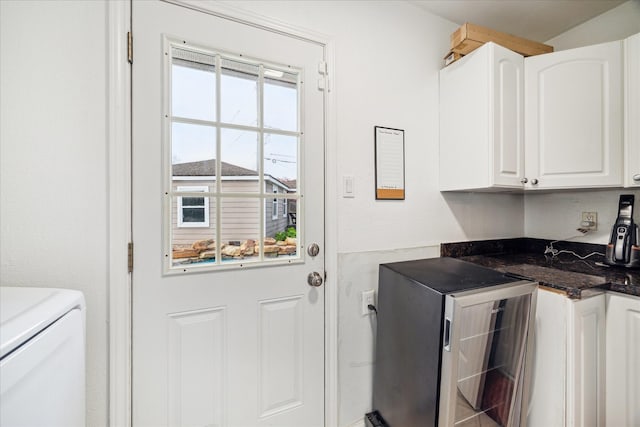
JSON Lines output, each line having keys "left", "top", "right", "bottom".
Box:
{"left": 366, "top": 257, "right": 537, "bottom": 427}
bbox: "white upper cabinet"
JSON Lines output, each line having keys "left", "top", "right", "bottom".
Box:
{"left": 439, "top": 42, "right": 524, "bottom": 191}
{"left": 524, "top": 40, "right": 623, "bottom": 189}
{"left": 624, "top": 32, "right": 640, "bottom": 187}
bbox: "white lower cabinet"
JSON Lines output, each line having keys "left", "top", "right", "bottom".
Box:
{"left": 528, "top": 288, "right": 605, "bottom": 427}
{"left": 605, "top": 292, "right": 640, "bottom": 426}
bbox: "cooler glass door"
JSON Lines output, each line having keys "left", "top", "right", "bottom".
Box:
{"left": 439, "top": 281, "right": 537, "bottom": 427}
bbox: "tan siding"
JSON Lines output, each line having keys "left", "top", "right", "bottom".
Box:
{"left": 171, "top": 180, "right": 261, "bottom": 247}
{"left": 221, "top": 180, "right": 259, "bottom": 193}
{"left": 170, "top": 179, "right": 294, "bottom": 248}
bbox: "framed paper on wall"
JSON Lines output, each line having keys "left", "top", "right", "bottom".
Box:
{"left": 374, "top": 126, "right": 405, "bottom": 200}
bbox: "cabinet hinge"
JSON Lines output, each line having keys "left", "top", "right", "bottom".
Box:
{"left": 128, "top": 242, "right": 134, "bottom": 273}
{"left": 127, "top": 32, "right": 133, "bottom": 64}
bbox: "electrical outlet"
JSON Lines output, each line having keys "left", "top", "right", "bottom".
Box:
{"left": 581, "top": 211, "right": 598, "bottom": 231}
{"left": 361, "top": 289, "right": 375, "bottom": 316}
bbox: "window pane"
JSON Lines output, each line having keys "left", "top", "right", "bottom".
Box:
{"left": 171, "top": 196, "right": 217, "bottom": 267}
{"left": 220, "top": 197, "right": 260, "bottom": 265}
{"left": 171, "top": 60, "right": 216, "bottom": 121}
{"left": 182, "top": 208, "right": 205, "bottom": 223}
{"left": 182, "top": 197, "right": 205, "bottom": 207}
{"left": 454, "top": 295, "right": 532, "bottom": 426}
{"left": 264, "top": 133, "right": 298, "bottom": 187}
{"left": 221, "top": 59, "right": 258, "bottom": 127}
{"left": 264, "top": 71, "right": 298, "bottom": 132}
{"left": 172, "top": 123, "right": 216, "bottom": 178}
{"left": 221, "top": 128, "right": 259, "bottom": 193}
{"left": 264, "top": 198, "right": 298, "bottom": 261}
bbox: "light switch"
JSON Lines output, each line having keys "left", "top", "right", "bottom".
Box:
{"left": 343, "top": 175, "right": 355, "bottom": 198}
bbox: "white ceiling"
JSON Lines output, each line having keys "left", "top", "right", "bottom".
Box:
{"left": 410, "top": 0, "right": 627, "bottom": 43}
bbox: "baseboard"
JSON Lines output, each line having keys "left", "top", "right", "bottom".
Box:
{"left": 345, "top": 418, "right": 366, "bottom": 427}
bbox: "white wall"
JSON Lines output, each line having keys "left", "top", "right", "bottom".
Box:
{"left": 0, "top": 1, "right": 108, "bottom": 426}
{"left": 525, "top": 0, "right": 640, "bottom": 245}
{"left": 223, "top": 2, "right": 525, "bottom": 425}
{"left": 546, "top": 0, "right": 640, "bottom": 51}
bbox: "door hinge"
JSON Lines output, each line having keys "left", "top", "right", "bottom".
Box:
{"left": 127, "top": 31, "right": 133, "bottom": 64}
{"left": 317, "top": 76, "right": 331, "bottom": 92}
{"left": 317, "top": 61, "right": 330, "bottom": 92}
{"left": 318, "top": 61, "right": 327, "bottom": 75}
{"left": 128, "top": 242, "right": 134, "bottom": 273}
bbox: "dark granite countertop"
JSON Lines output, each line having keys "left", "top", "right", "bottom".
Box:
{"left": 441, "top": 238, "right": 640, "bottom": 299}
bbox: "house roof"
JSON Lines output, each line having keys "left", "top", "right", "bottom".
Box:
{"left": 173, "top": 159, "right": 295, "bottom": 191}
{"left": 172, "top": 159, "right": 257, "bottom": 177}
{"left": 281, "top": 179, "right": 297, "bottom": 190}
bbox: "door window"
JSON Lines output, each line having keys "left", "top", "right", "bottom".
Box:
{"left": 165, "top": 41, "right": 302, "bottom": 272}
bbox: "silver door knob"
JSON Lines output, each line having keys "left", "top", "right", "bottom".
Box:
{"left": 633, "top": 174, "right": 640, "bottom": 182}
{"left": 307, "top": 243, "right": 320, "bottom": 257}
{"left": 307, "top": 272, "right": 323, "bottom": 287}
{"left": 531, "top": 178, "right": 539, "bottom": 185}
{"left": 520, "top": 178, "right": 528, "bottom": 184}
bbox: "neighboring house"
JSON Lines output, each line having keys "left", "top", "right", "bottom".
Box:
{"left": 172, "top": 159, "right": 293, "bottom": 248}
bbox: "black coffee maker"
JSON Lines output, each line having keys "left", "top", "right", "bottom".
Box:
{"left": 605, "top": 194, "right": 640, "bottom": 268}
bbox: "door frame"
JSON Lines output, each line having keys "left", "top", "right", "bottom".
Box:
{"left": 107, "top": 1, "right": 338, "bottom": 426}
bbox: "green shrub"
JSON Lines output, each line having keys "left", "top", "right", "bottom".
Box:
{"left": 274, "top": 227, "right": 296, "bottom": 241}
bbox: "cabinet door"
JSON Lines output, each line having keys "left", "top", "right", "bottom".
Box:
{"left": 525, "top": 40, "right": 623, "bottom": 189}
{"left": 606, "top": 292, "right": 640, "bottom": 427}
{"left": 439, "top": 42, "right": 524, "bottom": 191}
{"left": 528, "top": 289, "right": 566, "bottom": 427}
{"left": 492, "top": 45, "right": 525, "bottom": 188}
{"left": 625, "top": 32, "right": 640, "bottom": 187}
{"left": 567, "top": 293, "right": 605, "bottom": 427}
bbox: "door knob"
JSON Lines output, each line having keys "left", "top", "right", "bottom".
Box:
{"left": 531, "top": 178, "right": 539, "bottom": 185}
{"left": 307, "top": 272, "right": 323, "bottom": 287}
{"left": 307, "top": 243, "right": 320, "bottom": 257}
{"left": 520, "top": 178, "right": 528, "bottom": 184}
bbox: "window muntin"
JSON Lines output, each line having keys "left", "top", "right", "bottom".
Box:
{"left": 165, "top": 40, "right": 302, "bottom": 272}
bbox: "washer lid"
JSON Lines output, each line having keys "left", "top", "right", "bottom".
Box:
{"left": 0, "top": 287, "right": 85, "bottom": 359}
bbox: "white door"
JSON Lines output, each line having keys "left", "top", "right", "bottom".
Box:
{"left": 131, "top": 2, "right": 326, "bottom": 426}
{"left": 524, "top": 40, "right": 623, "bottom": 190}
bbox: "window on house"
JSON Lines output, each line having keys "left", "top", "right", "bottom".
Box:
{"left": 177, "top": 186, "right": 209, "bottom": 227}
{"left": 272, "top": 188, "right": 279, "bottom": 220}
{"left": 282, "top": 196, "right": 287, "bottom": 218}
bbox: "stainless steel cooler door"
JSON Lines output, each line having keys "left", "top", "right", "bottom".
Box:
{"left": 439, "top": 281, "right": 537, "bottom": 427}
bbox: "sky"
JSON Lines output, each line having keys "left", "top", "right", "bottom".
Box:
{"left": 171, "top": 62, "right": 298, "bottom": 182}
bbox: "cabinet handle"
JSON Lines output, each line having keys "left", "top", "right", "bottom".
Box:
{"left": 633, "top": 174, "right": 640, "bottom": 182}
{"left": 520, "top": 178, "right": 528, "bottom": 184}
{"left": 531, "top": 178, "right": 539, "bottom": 185}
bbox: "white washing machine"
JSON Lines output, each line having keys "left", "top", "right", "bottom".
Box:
{"left": 0, "top": 287, "right": 86, "bottom": 427}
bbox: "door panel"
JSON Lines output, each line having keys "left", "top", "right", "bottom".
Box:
{"left": 524, "top": 40, "right": 623, "bottom": 189}
{"left": 132, "top": 2, "right": 325, "bottom": 426}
